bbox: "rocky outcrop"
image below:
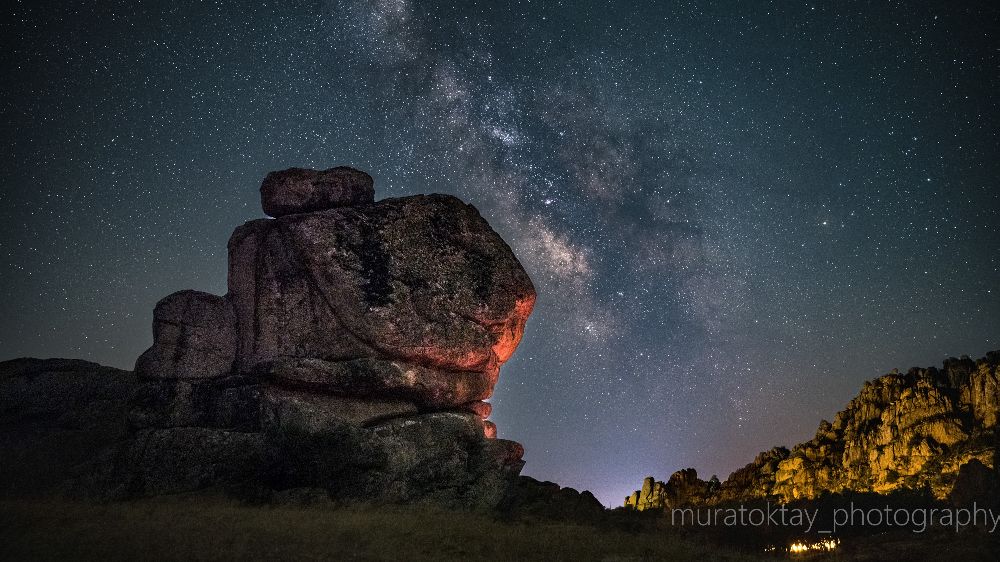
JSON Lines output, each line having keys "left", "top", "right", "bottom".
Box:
{"left": 714, "top": 447, "right": 788, "bottom": 503}
{"left": 0, "top": 359, "right": 135, "bottom": 495}
{"left": 762, "top": 354, "right": 999, "bottom": 502}
{"left": 40, "top": 166, "right": 535, "bottom": 508}
{"left": 502, "top": 476, "right": 606, "bottom": 521}
{"left": 625, "top": 352, "right": 1000, "bottom": 509}
{"left": 624, "top": 470, "right": 719, "bottom": 510}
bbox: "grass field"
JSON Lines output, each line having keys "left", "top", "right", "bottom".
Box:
{"left": 1, "top": 496, "right": 997, "bottom": 561}
{"left": 0, "top": 496, "right": 757, "bottom": 561}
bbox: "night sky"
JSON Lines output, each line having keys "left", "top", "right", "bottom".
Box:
{"left": 3, "top": 1, "right": 999, "bottom": 506}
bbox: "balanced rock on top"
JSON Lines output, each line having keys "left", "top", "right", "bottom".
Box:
{"left": 117, "top": 165, "right": 536, "bottom": 508}
{"left": 260, "top": 166, "right": 374, "bottom": 217}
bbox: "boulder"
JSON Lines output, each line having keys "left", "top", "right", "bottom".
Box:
{"left": 229, "top": 194, "right": 535, "bottom": 378}
{"left": 260, "top": 166, "right": 374, "bottom": 217}
{"left": 221, "top": 170, "right": 533, "bottom": 508}
{"left": 134, "top": 290, "right": 236, "bottom": 379}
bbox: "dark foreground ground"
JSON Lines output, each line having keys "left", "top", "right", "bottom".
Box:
{"left": 0, "top": 496, "right": 748, "bottom": 561}
{"left": 1, "top": 496, "right": 997, "bottom": 561}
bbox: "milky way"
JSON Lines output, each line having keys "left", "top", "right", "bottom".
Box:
{"left": 3, "top": 1, "right": 998, "bottom": 505}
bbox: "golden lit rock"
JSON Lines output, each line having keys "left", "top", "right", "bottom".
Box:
{"left": 625, "top": 352, "right": 1000, "bottom": 507}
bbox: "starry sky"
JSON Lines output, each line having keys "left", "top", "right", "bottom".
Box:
{"left": 3, "top": 1, "right": 999, "bottom": 506}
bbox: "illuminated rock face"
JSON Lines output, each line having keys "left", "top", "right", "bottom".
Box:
{"left": 764, "top": 355, "right": 999, "bottom": 502}
{"left": 624, "top": 469, "right": 719, "bottom": 510}
{"left": 714, "top": 447, "right": 789, "bottom": 503}
{"left": 124, "top": 168, "right": 535, "bottom": 507}
{"left": 625, "top": 353, "right": 1000, "bottom": 509}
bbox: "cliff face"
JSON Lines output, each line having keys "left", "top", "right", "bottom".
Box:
{"left": 625, "top": 352, "right": 1000, "bottom": 509}
{"left": 769, "top": 354, "right": 998, "bottom": 502}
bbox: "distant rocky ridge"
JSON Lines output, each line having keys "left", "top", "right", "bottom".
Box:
{"left": 1, "top": 166, "right": 543, "bottom": 509}
{"left": 625, "top": 352, "right": 1000, "bottom": 510}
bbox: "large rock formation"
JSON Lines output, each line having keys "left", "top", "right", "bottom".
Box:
{"left": 73, "top": 166, "right": 535, "bottom": 507}
{"left": 713, "top": 446, "right": 788, "bottom": 503}
{"left": 624, "top": 469, "right": 719, "bottom": 511}
{"left": 765, "top": 354, "right": 999, "bottom": 502}
{"left": 625, "top": 352, "right": 1000, "bottom": 509}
